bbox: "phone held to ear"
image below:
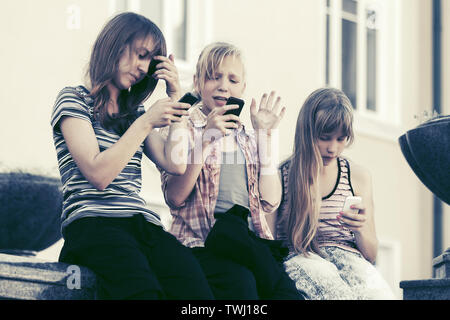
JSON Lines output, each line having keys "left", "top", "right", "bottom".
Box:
{"left": 148, "top": 58, "right": 160, "bottom": 76}
{"left": 223, "top": 97, "right": 245, "bottom": 118}
{"left": 342, "top": 196, "right": 362, "bottom": 214}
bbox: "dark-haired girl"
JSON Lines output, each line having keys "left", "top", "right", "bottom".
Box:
{"left": 50, "top": 12, "right": 213, "bottom": 299}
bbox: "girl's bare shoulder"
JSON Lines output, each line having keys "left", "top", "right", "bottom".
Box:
{"left": 345, "top": 157, "right": 373, "bottom": 193}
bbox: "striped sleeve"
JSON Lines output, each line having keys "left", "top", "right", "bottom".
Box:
{"left": 51, "top": 87, "right": 92, "bottom": 132}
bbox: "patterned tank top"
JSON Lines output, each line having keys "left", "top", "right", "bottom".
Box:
{"left": 277, "top": 157, "right": 359, "bottom": 254}
{"left": 317, "top": 157, "right": 359, "bottom": 253}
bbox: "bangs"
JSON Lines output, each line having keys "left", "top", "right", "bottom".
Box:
{"left": 205, "top": 51, "right": 238, "bottom": 80}
{"left": 196, "top": 42, "right": 243, "bottom": 90}
{"left": 316, "top": 105, "right": 354, "bottom": 140}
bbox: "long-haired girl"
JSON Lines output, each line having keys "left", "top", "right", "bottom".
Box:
{"left": 276, "top": 87, "right": 395, "bottom": 299}
{"left": 50, "top": 12, "right": 213, "bottom": 299}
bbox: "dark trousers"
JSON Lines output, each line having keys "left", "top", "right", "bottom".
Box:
{"left": 191, "top": 247, "right": 259, "bottom": 299}
{"left": 59, "top": 215, "right": 214, "bottom": 300}
{"left": 203, "top": 205, "right": 304, "bottom": 300}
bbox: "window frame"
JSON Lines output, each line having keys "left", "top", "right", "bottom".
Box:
{"left": 325, "top": 0, "right": 402, "bottom": 141}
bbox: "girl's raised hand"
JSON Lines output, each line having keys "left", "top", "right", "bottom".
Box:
{"left": 250, "top": 91, "right": 286, "bottom": 132}
{"left": 152, "top": 54, "right": 182, "bottom": 100}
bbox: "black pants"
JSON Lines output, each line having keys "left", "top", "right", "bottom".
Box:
{"left": 202, "top": 205, "right": 304, "bottom": 300}
{"left": 59, "top": 215, "right": 214, "bottom": 300}
{"left": 191, "top": 247, "right": 259, "bottom": 299}
{"left": 192, "top": 246, "right": 302, "bottom": 300}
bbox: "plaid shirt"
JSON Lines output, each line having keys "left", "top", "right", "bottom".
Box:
{"left": 157, "top": 104, "right": 278, "bottom": 248}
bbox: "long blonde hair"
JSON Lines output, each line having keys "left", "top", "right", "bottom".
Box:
{"left": 284, "top": 87, "right": 354, "bottom": 255}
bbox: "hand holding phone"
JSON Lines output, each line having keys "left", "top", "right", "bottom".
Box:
{"left": 148, "top": 58, "right": 160, "bottom": 76}
{"left": 342, "top": 196, "right": 362, "bottom": 214}
{"left": 223, "top": 97, "right": 245, "bottom": 118}
{"left": 179, "top": 92, "right": 199, "bottom": 105}
{"left": 175, "top": 92, "right": 199, "bottom": 117}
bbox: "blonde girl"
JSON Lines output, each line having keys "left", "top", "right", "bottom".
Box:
{"left": 276, "top": 87, "right": 395, "bottom": 299}
{"left": 158, "top": 42, "right": 302, "bottom": 299}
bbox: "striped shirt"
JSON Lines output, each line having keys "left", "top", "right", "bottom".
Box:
{"left": 157, "top": 103, "right": 276, "bottom": 248}
{"left": 50, "top": 86, "right": 162, "bottom": 234}
{"left": 277, "top": 157, "right": 359, "bottom": 253}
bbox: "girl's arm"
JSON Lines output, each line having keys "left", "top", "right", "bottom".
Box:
{"left": 60, "top": 98, "right": 189, "bottom": 191}
{"left": 338, "top": 161, "right": 379, "bottom": 263}
{"left": 164, "top": 104, "right": 240, "bottom": 207}
{"left": 144, "top": 54, "right": 193, "bottom": 175}
{"left": 250, "top": 92, "right": 286, "bottom": 212}
{"left": 143, "top": 120, "right": 189, "bottom": 176}
{"left": 60, "top": 114, "right": 152, "bottom": 191}
{"left": 257, "top": 131, "right": 282, "bottom": 212}
{"left": 164, "top": 140, "right": 210, "bottom": 207}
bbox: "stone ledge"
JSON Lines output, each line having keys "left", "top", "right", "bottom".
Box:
{"left": 0, "top": 253, "right": 97, "bottom": 300}
{"left": 433, "top": 251, "right": 450, "bottom": 279}
{"left": 400, "top": 278, "right": 450, "bottom": 300}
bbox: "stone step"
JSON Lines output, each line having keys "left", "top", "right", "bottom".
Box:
{"left": 400, "top": 248, "right": 450, "bottom": 300}
{"left": 433, "top": 250, "right": 450, "bottom": 279}
{"left": 400, "top": 278, "right": 450, "bottom": 300}
{"left": 0, "top": 253, "right": 97, "bottom": 300}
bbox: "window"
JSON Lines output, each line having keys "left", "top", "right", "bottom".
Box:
{"left": 325, "top": 0, "right": 402, "bottom": 138}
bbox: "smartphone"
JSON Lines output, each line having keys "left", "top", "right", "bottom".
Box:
{"left": 175, "top": 92, "right": 199, "bottom": 117}
{"left": 224, "top": 97, "right": 245, "bottom": 117}
{"left": 179, "top": 92, "right": 199, "bottom": 106}
{"left": 342, "top": 196, "right": 362, "bottom": 214}
{"left": 148, "top": 58, "right": 160, "bottom": 75}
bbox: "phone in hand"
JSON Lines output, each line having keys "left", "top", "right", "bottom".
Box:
{"left": 342, "top": 196, "right": 362, "bottom": 214}
{"left": 148, "top": 58, "right": 160, "bottom": 75}
{"left": 223, "top": 97, "right": 245, "bottom": 118}
{"left": 175, "top": 92, "right": 199, "bottom": 117}
{"left": 179, "top": 92, "right": 199, "bottom": 105}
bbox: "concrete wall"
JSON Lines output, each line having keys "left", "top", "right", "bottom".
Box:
{"left": 0, "top": 0, "right": 110, "bottom": 172}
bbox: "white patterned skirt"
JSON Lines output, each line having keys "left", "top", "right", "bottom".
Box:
{"left": 283, "top": 246, "right": 396, "bottom": 300}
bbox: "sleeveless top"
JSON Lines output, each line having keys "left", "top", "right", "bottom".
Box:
{"left": 278, "top": 157, "right": 359, "bottom": 254}
{"left": 50, "top": 86, "right": 163, "bottom": 235}
{"left": 317, "top": 157, "right": 359, "bottom": 253}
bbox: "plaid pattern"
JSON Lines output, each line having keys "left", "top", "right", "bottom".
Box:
{"left": 157, "top": 104, "right": 276, "bottom": 247}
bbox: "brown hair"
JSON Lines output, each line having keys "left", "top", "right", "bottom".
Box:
{"left": 87, "top": 12, "right": 167, "bottom": 135}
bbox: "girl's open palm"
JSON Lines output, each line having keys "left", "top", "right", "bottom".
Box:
{"left": 250, "top": 91, "right": 286, "bottom": 132}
